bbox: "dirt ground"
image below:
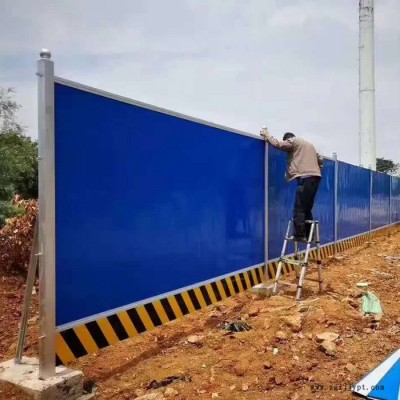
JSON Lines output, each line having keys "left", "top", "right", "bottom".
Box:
{"left": 1, "top": 229, "right": 400, "bottom": 400}
{"left": 0, "top": 275, "right": 38, "bottom": 400}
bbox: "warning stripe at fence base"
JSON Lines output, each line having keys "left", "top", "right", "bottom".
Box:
{"left": 56, "top": 265, "right": 265, "bottom": 364}
{"left": 56, "top": 224, "right": 398, "bottom": 365}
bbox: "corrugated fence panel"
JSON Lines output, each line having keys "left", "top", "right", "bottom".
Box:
{"left": 392, "top": 177, "right": 400, "bottom": 223}
{"left": 337, "top": 162, "right": 370, "bottom": 239}
{"left": 55, "top": 82, "right": 265, "bottom": 327}
{"left": 371, "top": 172, "right": 390, "bottom": 229}
{"left": 314, "top": 159, "right": 335, "bottom": 245}
{"left": 268, "top": 147, "right": 295, "bottom": 260}
{"left": 268, "top": 147, "right": 334, "bottom": 260}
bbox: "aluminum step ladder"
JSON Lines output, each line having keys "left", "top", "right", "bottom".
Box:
{"left": 272, "top": 219, "right": 323, "bottom": 301}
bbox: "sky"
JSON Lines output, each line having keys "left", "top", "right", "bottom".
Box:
{"left": 0, "top": 0, "right": 399, "bottom": 165}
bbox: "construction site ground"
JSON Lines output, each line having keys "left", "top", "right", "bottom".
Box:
{"left": 1, "top": 228, "right": 400, "bottom": 400}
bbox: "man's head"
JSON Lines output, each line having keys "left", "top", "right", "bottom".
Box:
{"left": 283, "top": 132, "right": 295, "bottom": 141}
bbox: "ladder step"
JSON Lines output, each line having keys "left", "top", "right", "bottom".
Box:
{"left": 278, "top": 277, "right": 322, "bottom": 286}
{"left": 285, "top": 236, "right": 315, "bottom": 243}
{"left": 280, "top": 257, "right": 303, "bottom": 266}
{"left": 281, "top": 257, "right": 320, "bottom": 265}
{"left": 277, "top": 278, "right": 322, "bottom": 288}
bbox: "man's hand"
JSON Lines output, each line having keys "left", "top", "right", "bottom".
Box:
{"left": 317, "top": 154, "right": 324, "bottom": 170}
{"left": 260, "top": 127, "right": 270, "bottom": 141}
{"left": 259, "top": 128, "right": 294, "bottom": 152}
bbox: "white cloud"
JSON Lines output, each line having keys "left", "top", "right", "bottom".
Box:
{"left": 0, "top": 0, "right": 399, "bottom": 164}
{"left": 269, "top": 2, "right": 355, "bottom": 30}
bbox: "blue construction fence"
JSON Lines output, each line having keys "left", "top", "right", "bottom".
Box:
{"left": 268, "top": 149, "right": 400, "bottom": 259}
{"left": 53, "top": 78, "right": 400, "bottom": 329}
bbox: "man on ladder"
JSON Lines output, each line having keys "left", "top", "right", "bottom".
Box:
{"left": 260, "top": 128, "right": 324, "bottom": 300}
{"left": 260, "top": 128, "right": 323, "bottom": 240}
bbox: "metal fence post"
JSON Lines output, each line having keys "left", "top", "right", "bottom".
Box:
{"left": 389, "top": 175, "right": 392, "bottom": 235}
{"left": 368, "top": 168, "right": 373, "bottom": 244}
{"left": 332, "top": 152, "right": 338, "bottom": 257}
{"left": 37, "top": 49, "right": 56, "bottom": 379}
{"left": 264, "top": 140, "right": 269, "bottom": 280}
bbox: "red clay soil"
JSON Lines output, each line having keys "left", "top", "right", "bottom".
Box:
{"left": 1, "top": 229, "right": 400, "bottom": 400}
{"left": 0, "top": 275, "right": 38, "bottom": 400}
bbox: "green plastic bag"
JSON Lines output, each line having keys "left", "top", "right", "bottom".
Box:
{"left": 362, "top": 291, "right": 383, "bottom": 315}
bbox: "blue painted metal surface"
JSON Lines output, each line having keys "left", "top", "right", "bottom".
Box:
{"left": 368, "top": 357, "right": 400, "bottom": 400}
{"left": 267, "top": 147, "right": 334, "bottom": 260}
{"left": 314, "top": 159, "right": 335, "bottom": 245}
{"left": 268, "top": 147, "right": 295, "bottom": 259}
{"left": 53, "top": 82, "right": 399, "bottom": 327}
{"left": 353, "top": 349, "right": 400, "bottom": 400}
{"left": 371, "top": 172, "right": 390, "bottom": 229}
{"left": 55, "top": 83, "right": 265, "bottom": 326}
{"left": 337, "top": 162, "right": 370, "bottom": 239}
{"left": 392, "top": 177, "right": 400, "bottom": 223}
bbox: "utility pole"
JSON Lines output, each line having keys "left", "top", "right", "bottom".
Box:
{"left": 359, "top": 0, "right": 376, "bottom": 170}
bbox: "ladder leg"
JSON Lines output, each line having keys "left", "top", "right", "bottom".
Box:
{"left": 303, "top": 223, "right": 315, "bottom": 264}
{"left": 294, "top": 241, "right": 300, "bottom": 278}
{"left": 315, "top": 222, "right": 323, "bottom": 293}
{"left": 272, "top": 260, "right": 284, "bottom": 294}
{"left": 296, "top": 222, "right": 315, "bottom": 301}
{"left": 273, "top": 220, "right": 292, "bottom": 295}
{"left": 286, "top": 219, "right": 293, "bottom": 239}
{"left": 296, "top": 263, "right": 307, "bottom": 301}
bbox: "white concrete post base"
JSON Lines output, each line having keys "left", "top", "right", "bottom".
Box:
{"left": 0, "top": 357, "right": 95, "bottom": 400}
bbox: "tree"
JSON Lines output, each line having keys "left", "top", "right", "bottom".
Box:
{"left": 0, "top": 88, "right": 22, "bottom": 133}
{"left": 0, "top": 131, "right": 38, "bottom": 199}
{"left": 376, "top": 157, "right": 399, "bottom": 175}
{"left": 0, "top": 87, "right": 38, "bottom": 226}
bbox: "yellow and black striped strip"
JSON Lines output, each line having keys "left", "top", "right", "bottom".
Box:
{"left": 56, "top": 224, "right": 399, "bottom": 364}
{"left": 56, "top": 264, "right": 265, "bottom": 364}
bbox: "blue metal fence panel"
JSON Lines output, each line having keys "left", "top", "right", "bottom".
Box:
{"left": 54, "top": 83, "right": 265, "bottom": 326}
{"left": 337, "top": 162, "right": 370, "bottom": 239}
{"left": 267, "top": 147, "right": 294, "bottom": 259}
{"left": 392, "top": 177, "right": 400, "bottom": 223}
{"left": 371, "top": 172, "right": 390, "bottom": 229}
{"left": 314, "top": 158, "right": 335, "bottom": 245}
{"left": 267, "top": 147, "right": 334, "bottom": 260}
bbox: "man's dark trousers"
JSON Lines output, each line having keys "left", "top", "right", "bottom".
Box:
{"left": 293, "top": 176, "right": 321, "bottom": 238}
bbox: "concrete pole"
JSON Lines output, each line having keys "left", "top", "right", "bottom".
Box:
{"left": 359, "top": 0, "right": 376, "bottom": 170}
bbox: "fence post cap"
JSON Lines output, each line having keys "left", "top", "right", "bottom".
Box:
{"left": 40, "top": 49, "right": 51, "bottom": 59}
